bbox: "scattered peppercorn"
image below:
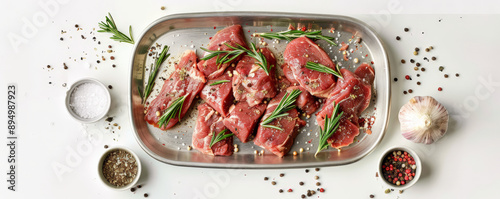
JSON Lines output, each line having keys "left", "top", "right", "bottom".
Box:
{"left": 408, "top": 89, "right": 413, "bottom": 93}
{"left": 299, "top": 182, "right": 304, "bottom": 186}
{"left": 287, "top": 189, "right": 293, "bottom": 192}
{"left": 104, "top": 145, "right": 109, "bottom": 149}
{"left": 385, "top": 189, "right": 391, "bottom": 194}
{"left": 421, "top": 68, "right": 426, "bottom": 72}
{"left": 438, "top": 87, "right": 443, "bottom": 91}
{"left": 403, "top": 91, "right": 407, "bottom": 94}
{"left": 399, "top": 190, "right": 404, "bottom": 194}
{"left": 144, "top": 193, "right": 148, "bottom": 197}
{"left": 416, "top": 74, "right": 420, "bottom": 77}
{"left": 405, "top": 75, "right": 410, "bottom": 80}
{"left": 396, "top": 36, "right": 401, "bottom": 40}
{"left": 108, "top": 85, "right": 113, "bottom": 89}
{"left": 305, "top": 169, "right": 309, "bottom": 173}
{"left": 315, "top": 168, "right": 320, "bottom": 171}
{"left": 271, "top": 181, "right": 276, "bottom": 185}
{"left": 161, "top": 6, "right": 166, "bottom": 10}
{"left": 75, "top": 24, "right": 79, "bottom": 28}
{"left": 47, "top": 65, "right": 51, "bottom": 68}
{"left": 415, "top": 47, "right": 419, "bottom": 52}
{"left": 444, "top": 74, "right": 449, "bottom": 78}
{"left": 314, "top": 176, "right": 319, "bottom": 180}
{"left": 404, "top": 28, "right": 409, "bottom": 32}
{"left": 432, "top": 56, "right": 436, "bottom": 61}
{"left": 110, "top": 56, "right": 115, "bottom": 60}
{"left": 456, "top": 73, "right": 460, "bottom": 77}
{"left": 280, "top": 173, "right": 285, "bottom": 177}
{"left": 131, "top": 188, "right": 136, "bottom": 192}
{"left": 394, "top": 78, "right": 398, "bottom": 82}
{"left": 97, "top": 60, "right": 100, "bottom": 64}
{"left": 60, "top": 37, "right": 64, "bottom": 41}
{"left": 301, "top": 194, "right": 306, "bottom": 198}
{"left": 413, "top": 51, "right": 418, "bottom": 55}
{"left": 316, "top": 182, "right": 321, "bottom": 186}
{"left": 410, "top": 59, "right": 415, "bottom": 63}
{"left": 414, "top": 67, "right": 418, "bottom": 71}
{"left": 64, "top": 63, "right": 68, "bottom": 70}
{"left": 416, "top": 62, "right": 421, "bottom": 67}
{"left": 279, "top": 189, "right": 283, "bottom": 193}
{"left": 425, "top": 48, "right": 430, "bottom": 52}
{"left": 401, "top": 59, "right": 406, "bottom": 64}
{"left": 439, "top": 66, "right": 444, "bottom": 71}
{"left": 264, "top": 177, "right": 269, "bottom": 181}
{"left": 137, "top": 185, "right": 142, "bottom": 188}
{"left": 417, "top": 81, "right": 421, "bottom": 85}
{"left": 112, "top": 64, "right": 116, "bottom": 68}
{"left": 319, "top": 188, "right": 325, "bottom": 193}
{"left": 370, "top": 194, "right": 375, "bottom": 198}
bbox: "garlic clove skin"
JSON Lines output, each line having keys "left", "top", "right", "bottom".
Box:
{"left": 398, "top": 96, "right": 449, "bottom": 144}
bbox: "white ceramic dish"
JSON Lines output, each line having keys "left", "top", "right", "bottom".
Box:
{"left": 98, "top": 146, "right": 142, "bottom": 190}
{"left": 378, "top": 146, "right": 422, "bottom": 190}
{"left": 65, "top": 78, "right": 111, "bottom": 123}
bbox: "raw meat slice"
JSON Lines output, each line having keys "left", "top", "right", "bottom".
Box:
{"left": 192, "top": 103, "right": 233, "bottom": 156}
{"left": 323, "top": 68, "right": 373, "bottom": 124}
{"left": 281, "top": 63, "right": 299, "bottom": 85}
{"left": 254, "top": 92, "right": 306, "bottom": 157}
{"left": 277, "top": 78, "right": 292, "bottom": 93}
{"left": 287, "top": 86, "right": 320, "bottom": 115}
{"left": 284, "top": 36, "right": 337, "bottom": 98}
{"left": 197, "top": 25, "right": 248, "bottom": 79}
{"left": 223, "top": 101, "right": 267, "bottom": 143}
{"left": 232, "top": 47, "right": 278, "bottom": 107}
{"left": 355, "top": 63, "right": 375, "bottom": 86}
{"left": 200, "top": 70, "right": 234, "bottom": 117}
{"left": 144, "top": 50, "right": 206, "bottom": 130}
{"left": 327, "top": 118, "right": 360, "bottom": 149}
{"left": 316, "top": 66, "right": 375, "bottom": 149}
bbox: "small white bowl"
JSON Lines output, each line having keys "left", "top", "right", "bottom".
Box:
{"left": 65, "top": 78, "right": 111, "bottom": 123}
{"left": 377, "top": 146, "right": 422, "bottom": 190}
{"left": 98, "top": 146, "right": 142, "bottom": 190}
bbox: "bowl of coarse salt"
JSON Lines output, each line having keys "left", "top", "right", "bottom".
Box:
{"left": 65, "top": 78, "right": 111, "bottom": 123}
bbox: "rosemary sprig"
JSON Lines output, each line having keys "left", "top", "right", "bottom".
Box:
{"left": 143, "top": 46, "right": 171, "bottom": 102}
{"left": 157, "top": 95, "right": 187, "bottom": 128}
{"left": 260, "top": 89, "right": 302, "bottom": 130}
{"left": 305, "top": 61, "right": 343, "bottom": 79}
{"left": 209, "top": 129, "right": 234, "bottom": 147}
{"left": 98, "top": 13, "right": 134, "bottom": 44}
{"left": 315, "top": 103, "right": 344, "bottom": 157}
{"left": 209, "top": 80, "right": 230, "bottom": 86}
{"left": 255, "top": 30, "right": 337, "bottom": 46}
{"left": 200, "top": 43, "right": 272, "bottom": 75}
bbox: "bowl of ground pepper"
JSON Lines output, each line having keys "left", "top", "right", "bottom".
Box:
{"left": 98, "top": 146, "right": 141, "bottom": 190}
{"left": 378, "top": 146, "right": 422, "bottom": 190}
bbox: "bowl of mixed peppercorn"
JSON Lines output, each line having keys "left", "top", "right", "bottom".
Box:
{"left": 378, "top": 146, "right": 422, "bottom": 189}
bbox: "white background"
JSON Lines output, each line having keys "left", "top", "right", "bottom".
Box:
{"left": 1, "top": 0, "right": 500, "bottom": 198}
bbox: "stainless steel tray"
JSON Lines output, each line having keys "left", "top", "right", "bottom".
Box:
{"left": 129, "top": 12, "right": 391, "bottom": 168}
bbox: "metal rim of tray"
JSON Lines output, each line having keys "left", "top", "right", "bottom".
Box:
{"left": 128, "top": 11, "right": 391, "bottom": 169}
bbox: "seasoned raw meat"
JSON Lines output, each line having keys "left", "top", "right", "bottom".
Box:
{"left": 232, "top": 47, "right": 278, "bottom": 107}
{"left": 287, "top": 86, "right": 320, "bottom": 115}
{"left": 323, "top": 68, "right": 373, "bottom": 124}
{"left": 200, "top": 70, "right": 234, "bottom": 117}
{"left": 192, "top": 103, "right": 233, "bottom": 156}
{"left": 145, "top": 50, "right": 206, "bottom": 130}
{"left": 355, "top": 63, "right": 375, "bottom": 86}
{"left": 284, "top": 36, "right": 337, "bottom": 98}
{"left": 197, "top": 25, "right": 248, "bottom": 79}
{"left": 281, "top": 63, "right": 299, "bottom": 85}
{"left": 277, "top": 79, "right": 319, "bottom": 115}
{"left": 327, "top": 118, "right": 360, "bottom": 149}
{"left": 254, "top": 92, "right": 306, "bottom": 157}
{"left": 223, "top": 101, "right": 267, "bottom": 143}
{"left": 316, "top": 65, "right": 375, "bottom": 149}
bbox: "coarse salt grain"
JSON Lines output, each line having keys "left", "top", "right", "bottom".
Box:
{"left": 69, "top": 82, "right": 108, "bottom": 119}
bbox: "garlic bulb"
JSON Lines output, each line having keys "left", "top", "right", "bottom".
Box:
{"left": 398, "top": 96, "right": 449, "bottom": 144}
